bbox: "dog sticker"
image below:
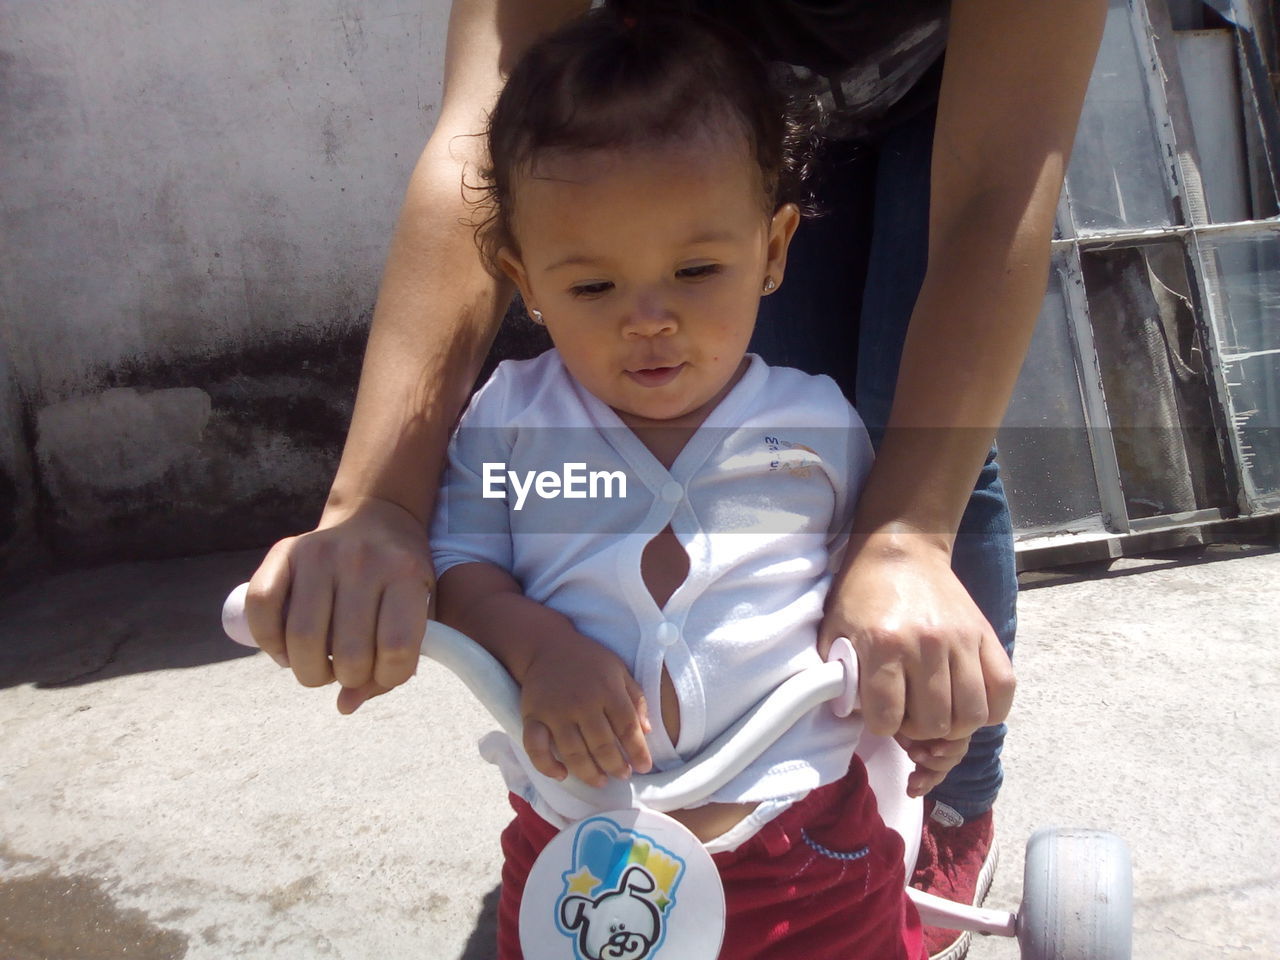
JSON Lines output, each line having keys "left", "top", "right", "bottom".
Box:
{"left": 553, "top": 817, "right": 687, "bottom": 960}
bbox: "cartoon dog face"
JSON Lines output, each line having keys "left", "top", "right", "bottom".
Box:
{"left": 559, "top": 866, "right": 662, "bottom": 960}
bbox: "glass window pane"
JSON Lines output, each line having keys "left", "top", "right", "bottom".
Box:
{"left": 1081, "top": 240, "right": 1230, "bottom": 518}
{"left": 1065, "top": 0, "right": 1179, "bottom": 232}
{"left": 1175, "top": 29, "right": 1251, "bottom": 224}
{"left": 1199, "top": 229, "right": 1280, "bottom": 500}
{"left": 999, "top": 254, "right": 1105, "bottom": 535}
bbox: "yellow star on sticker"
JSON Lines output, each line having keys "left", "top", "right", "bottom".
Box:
{"left": 645, "top": 852, "right": 680, "bottom": 893}
{"left": 566, "top": 867, "right": 599, "bottom": 896}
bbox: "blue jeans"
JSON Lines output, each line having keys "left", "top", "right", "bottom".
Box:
{"left": 752, "top": 103, "right": 1016, "bottom": 819}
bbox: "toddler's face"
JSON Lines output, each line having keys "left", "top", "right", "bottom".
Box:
{"left": 499, "top": 132, "right": 798, "bottom": 431}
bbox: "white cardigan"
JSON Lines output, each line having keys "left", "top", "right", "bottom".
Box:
{"left": 431, "top": 350, "right": 874, "bottom": 831}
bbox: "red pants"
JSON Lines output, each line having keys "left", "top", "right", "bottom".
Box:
{"left": 497, "top": 758, "right": 926, "bottom": 959}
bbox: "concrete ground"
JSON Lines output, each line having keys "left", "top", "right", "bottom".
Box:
{"left": 1, "top": 544, "right": 1277, "bottom": 959}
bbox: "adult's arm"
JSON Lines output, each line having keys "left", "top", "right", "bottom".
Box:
{"left": 821, "top": 0, "right": 1108, "bottom": 754}
{"left": 245, "top": 0, "right": 589, "bottom": 712}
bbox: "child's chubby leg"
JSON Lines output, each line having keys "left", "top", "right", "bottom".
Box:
{"left": 712, "top": 756, "right": 928, "bottom": 960}
{"left": 496, "top": 794, "right": 559, "bottom": 960}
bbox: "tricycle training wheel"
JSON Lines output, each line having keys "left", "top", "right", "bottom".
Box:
{"left": 1017, "top": 827, "right": 1132, "bottom": 960}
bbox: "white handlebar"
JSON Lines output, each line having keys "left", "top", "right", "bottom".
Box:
{"left": 221, "top": 583, "right": 258, "bottom": 648}
{"left": 221, "top": 583, "right": 861, "bottom": 812}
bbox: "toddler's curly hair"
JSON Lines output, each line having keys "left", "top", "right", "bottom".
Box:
{"left": 470, "top": 5, "right": 822, "bottom": 274}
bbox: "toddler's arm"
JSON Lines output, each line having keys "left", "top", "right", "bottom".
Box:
{"left": 436, "top": 561, "right": 653, "bottom": 788}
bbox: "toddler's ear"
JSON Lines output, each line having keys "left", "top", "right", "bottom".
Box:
{"left": 765, "top": 203, "right": 802, "bottom": 290}
{"left": 496, "top": 247, "right": 534, "bottom": 303}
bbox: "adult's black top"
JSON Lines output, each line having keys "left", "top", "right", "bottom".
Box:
{"left": 609, "top": 0, "right": 951, "bottom": 140}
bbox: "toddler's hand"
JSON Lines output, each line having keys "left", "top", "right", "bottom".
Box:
{"left": 519, "top": 636, "right": 653, "bottom": 789}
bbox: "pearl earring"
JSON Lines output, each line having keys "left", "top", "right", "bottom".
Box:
{"left": 529, "top": 308, "right": 544, "bottom": 325}
{"left": 763, "top": 277, "right": 777, "bottom": 293}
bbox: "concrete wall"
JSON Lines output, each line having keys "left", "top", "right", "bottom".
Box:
{"left": 0, "top": 1, "right": 452, "bottom": 578}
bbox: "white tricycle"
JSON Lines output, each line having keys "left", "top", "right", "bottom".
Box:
{"left": 223, "top": 584, "right": 1132, "bottom": 960}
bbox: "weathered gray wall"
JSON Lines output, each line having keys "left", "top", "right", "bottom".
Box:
{"left": 1, "top": 1, "right": 452, "bottom": 578}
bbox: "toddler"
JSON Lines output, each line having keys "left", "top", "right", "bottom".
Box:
{"left": 430, "top": 9, "right": 925, "bottom": 959}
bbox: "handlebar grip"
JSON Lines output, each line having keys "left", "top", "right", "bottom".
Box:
{"left": 222, "top": 582, "right": 257, "bottom": 647}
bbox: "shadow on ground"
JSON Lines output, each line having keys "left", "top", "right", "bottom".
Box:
{"left": 0, "top": 549, "right": 262, "bottom": 691}
{"left": 1017, "top": 542, "right": 1278, "bottom": 591}
{"left": 459, "top": 886, "right": 501, "bottom": 960}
